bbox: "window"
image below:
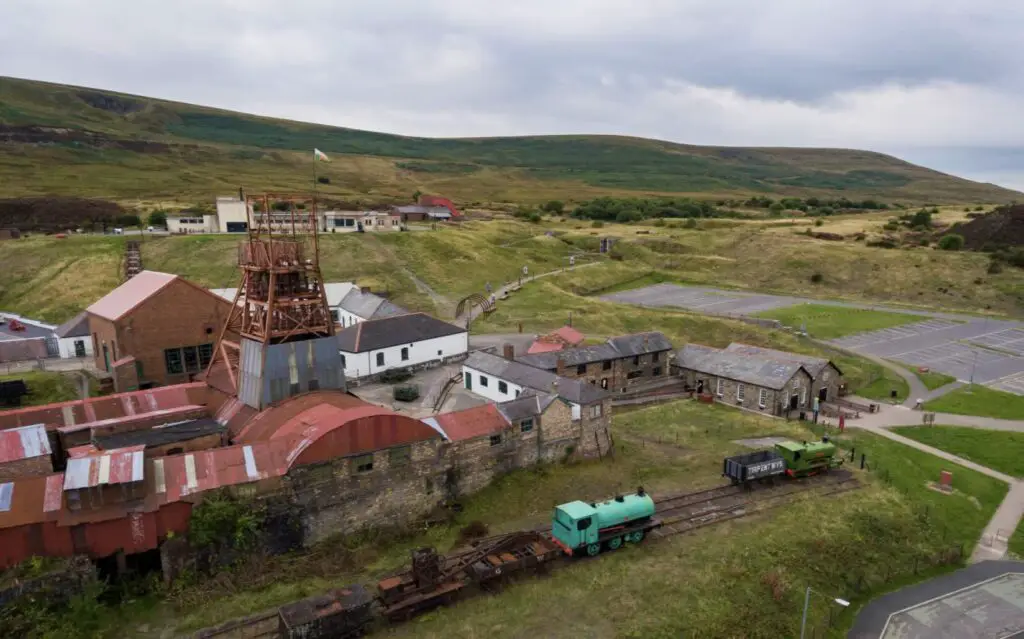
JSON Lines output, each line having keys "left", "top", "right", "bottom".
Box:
{"left": 520, "top": 419, "right": 534, "bottom": 433}
{"left": 626, "top": 370, "right": 644, "bottom": 379}
{"left": 401, "top": 347, "right": 409, "bottom": 361}
{"left": 198, "top": 343, "right": 213, "bottom": 369}
{"left": 498, "top": 381, "right": 508, "bottom": 394}
{"left": 341, "top": 354, "right": 346, "bottom": 368}
{"left": 164, "top": 348, "right": 184, "bottom": 375}
{"left": 376, "top": 352, "right": 385, "bottom": 366}
{"left": 758, "top": 388, "right": 768, "bottom": 408}
{"left": 716, "top": 378, "right": 723, "bottom": 396}
{"left": 480, "top": 375, "right": 489, "bottom": 387}
{"left": 389, "top": 446, "right": 411, "bottom": 466}
{"left": 515, "top": 390, "right": 521, "bottom": 397}
{"left": 600, "top": 378, "right": 608, "bottom": 389}
{"left": 353, "top": 454, "right": 374, "bottom": 473}
{"left": 653, "top": 367, "right": 662, "bottom": 376}
{"left": 800, "top": 388, "right": 807, "bottom": 405}
{"left": 489, "top": 434, "right": 502, "bottom": 446}
{"left": 576, "top": 364, "right": 587, "bottom": 375}
{"left": 737, "top": 384, "right": 745, "bottom": 402}
{"left": 182, "top": 346, "right": 199, "bottom": 372}
{"left": 632, "top": 356, "right": 640, "bottom": 365}
{"left": 331, "top": 310, "right": 340, "bottom": 322}
{"left": 464, "top": 372, "right": 472, "bottom": 388}
{"left": 576, "top": 516, "right": 592, "bottom": 531}
{"left": 437, "top": 350, "right": 442, "bottom": 356}
{"left": 590, "top": 403, "right": 603, "bottom": 418}
{"left": 652, "top": 352, "right": 660, "bottom": 362}
{"left": 602, "top": 360, "right": 612, "bottom": 371}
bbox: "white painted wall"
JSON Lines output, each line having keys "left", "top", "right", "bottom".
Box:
{"left": 336, "top": 309, "right": 369, "bottom": 327}
{"left": 57, "top": 336, "right": 93, "bottom": 359}
{"left": 341, "top": 332, "right": 468, "bottom": 379}
{"left": 167, "top": 215, "right": 217, "bottom": 234}
{"left": 460, "top": 365, "right": 527, "bottom": 403}
{"left": 216, "top": 198, "right": 250, "bottom": 233}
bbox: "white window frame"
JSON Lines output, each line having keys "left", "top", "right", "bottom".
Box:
{"left": 800, "top": 387, "right": 807, "bottom": 406}
{"left": 716, "top": 378, "right": 723, "bottom": 396}
{"left": 736, "top": 383, "right": 745, "bottom": 402}
{"left": 758, "top": 388, "right": 767, "bottom": 409}
{"left": 591, "top": 403, "right": 602, "bottom": 418}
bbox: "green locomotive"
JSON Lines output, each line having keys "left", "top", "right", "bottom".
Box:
{"left": 723, "top": 436, "right": 843, "bottom": 484}
{"left": 550, "top": 488, "right": 660, "bottom": 557}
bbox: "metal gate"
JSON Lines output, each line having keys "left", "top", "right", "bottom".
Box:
{"left": 45, "top": 336, "right": 59, "bottom": 358}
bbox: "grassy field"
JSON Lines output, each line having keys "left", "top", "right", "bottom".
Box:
{"left": 851, "top": 366, "right": 911, "bottom": 403}
{"left": 753, "top": 303, "right": 926, "bottom": 340}
{"left": 1, "top": 76, "right": 1020, "bottom": 204}
{"left": 923, "top": 385, "right": 1024, "bottom": 421}
{"left": 1011, "top": 526, "right": 1024, "bottom": 559}
{"left": 0, "top": 371, "right": 82, "bottom": 406}
{"left": 16, "top": 400, "right": 1008, "bottom": 639}
{"left": 915, "top": 369, "right": 959, "bottom": 390}
{"left": 891, "top": 425, "right": 1024, "bottom": 478}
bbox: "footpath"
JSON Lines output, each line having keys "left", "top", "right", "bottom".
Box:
{"left": 841, "top": 401, "right": 1024, "bottom": 563}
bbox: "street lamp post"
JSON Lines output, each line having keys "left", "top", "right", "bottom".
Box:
{"left": 800, "top": 586, "right": 850, "bottom": 639}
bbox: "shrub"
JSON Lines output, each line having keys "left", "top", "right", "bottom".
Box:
{"left": 591, "top": 220, "right": 604, "bottom": 228}
{"left": 317, "top": 176, "right": 330, "bottom": 184}
{"left": 683, "top": 218, "right": 698, "bottom": 229}
{"left": 147, "top": 210, "right": 168, "bottom": 227}
{"left": 910, "top": 210, "right": 932, "bottom": 228}
{"left": 814, "top": 219, "right": 823, "bottom": 227}
{"left": 975, "top": 205, "right": 985, "bottom": 211}
{"left": 393, "top": 385, "right": 420, "bottom": 402}
{"left": 810, "top": 273, "right": 824, "bottom": 283}
{"left": 528, "top": 213, "right": 542, "bottom": 223}
{"left": 379, "top": 368, "right": 413, "bottom": 384}
{"left": 652, "top": 219, "right": 666, "bottom": 227}
{"left": 987, "top": 260, "right": 1004, "bottom": 274}
{"left": 919, "top": 238, "right": 930, "bottom": 247}
{"left": 883, "top": 221, "right": 900, "bottom": 231}
{"left": 542, "top": 200, "right": 564, "bottom": 214}
{"left": 938, "top": 234, "right": 964, "bottom": 251}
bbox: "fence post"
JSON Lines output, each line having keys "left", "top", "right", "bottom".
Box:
{"left": 860, "top": 453, "right": 866, "bottom": 470}
{"left": 849, "top": 448, "right": 855, "bottom": 462}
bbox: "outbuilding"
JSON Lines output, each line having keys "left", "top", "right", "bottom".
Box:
{"left": 54, "top": 311, "right": 94, "bottom": 359}
{"left": 336, "top": 312, "right": 468, "bottom": 380}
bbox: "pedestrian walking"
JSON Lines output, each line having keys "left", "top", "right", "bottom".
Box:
{"left": 812, "top": 396, "right": 820, "bottom": 424}
{"left": 838, "top": 413, "right": 845, "bottom": 433}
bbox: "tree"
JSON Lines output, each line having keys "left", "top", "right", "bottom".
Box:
{"left": 910, "top": 210, "right": 932, "bottom": 229}
{"left": 542, "top": 200, "right": 564, "bottom": 214}
{"left": 147, "top": 210, "right": 168, "bottom": 228}
{"left": 116, "top": 214, "right": 141, "bottom": 227}
{"left": 938, "top": 234, "right": 964, "bottom": 251}
{"left": 768, "top": 202, "right": 784, "bottom": 215}
{"left": 412, "top": 189, "right": 422, "bottom": 202}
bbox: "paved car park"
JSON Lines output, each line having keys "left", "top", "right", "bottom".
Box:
{"left": 602, "top": 283, "right": 1024, "bottom": 395}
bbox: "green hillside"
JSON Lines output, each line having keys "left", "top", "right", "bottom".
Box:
{"left": 0, "top": 76, "right": 1019, "bottom": 204}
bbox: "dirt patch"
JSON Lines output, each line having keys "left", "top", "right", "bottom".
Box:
{"left": 0, "top": 197, "right": 124, "bottom": 233}
{"left": 948, "top": 205, "right": 1024, "bottom": 249}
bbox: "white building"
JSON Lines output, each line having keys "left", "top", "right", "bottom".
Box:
{"left": 53, "top": 312, "right": 93, "bottom": 359}
{"left": 461, "top": 350, "right": 608, "bottom": 420}
{"left": 208, "top": 282, "right": 407, "bottom": 328}
{"left": 166, "top": 211, "right": 218, "bottom": 234}
{"left": 336, "top": 312, "right": 468, "bottom": 380}
{"left": 323, "top": 210, "right": 402, "bottom": 233}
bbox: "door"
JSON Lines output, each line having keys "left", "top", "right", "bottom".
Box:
{"left": 789, "top": 394, "right": 799, "bottom": 410}
{"left": 226, "top": 222, "right": 248, "bottom": 233}
{"left": 74, "top": 340, "right": 86, "bottom": 358}
{"left": 464, "top": 372, "right": 472, "bottom": 391}
{"left": 696, "top": 379, "right": 704, "bottom": 394}
{"left": 102, "top": 344, "right": 110, "bottom": 371}
{"left": 818, "top": 387, "right": 828, "bottom": 402}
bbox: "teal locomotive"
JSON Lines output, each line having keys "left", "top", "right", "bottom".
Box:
{"left": 550, "top": 488, "right": 660, "bottom": 557}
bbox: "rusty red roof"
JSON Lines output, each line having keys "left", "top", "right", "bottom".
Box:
{"left": 526, "top": 340, "right": 564, "bottom": 354}
{"left": 86, "top": 270, "right": 178, "bottom": 321}
{"left": 551, "top": 326, "right": 585, "bottom": 345}
{"left": 63, "top": 446, "right": 145, "bottom": 490}
{"left": 0, "top": 423, "right": 51, "bottom": 463}
{"left": 153, "top": 441, "right": 291, "bottom": 501}
{"left": 432, "top": 404, "right": 509, "bottom": 442}
{"left": 234, "top": 390, "right": 367, "bottom": 443}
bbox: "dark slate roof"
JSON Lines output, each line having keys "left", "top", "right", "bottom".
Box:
{"left": 516, "top": 331, "right": 673, "bottom": 370}
{"left": 496, "top": 390, "right": 558, "bottom": 423}
{"left": 93, "top": 418, "right": 226, "bottom": 450}
{"left": 337, "top": 288, "right": 408, "bottom": 320}
{"left": 725, "top": 343, "right": 839, "bottom": 378}
{"left": 337, "top": 313, "right": 465, "bottom": 353}
{"left": 464, "top": 351, "right": 608, "bottom": 405}
{"left": 54, "top": 312, "right": 90, "bottom": 339}
{"left": 675, "top": 344, "right": 809, "bottom": 390}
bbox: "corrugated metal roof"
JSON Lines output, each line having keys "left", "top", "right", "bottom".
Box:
{"left": 0, "top": 423, "right": 51, "bottom": 463}
{"left": 86, "top": 270, "right": 178, "bottom": 321}
{"left": 433, "top": 404, "right": 509, "bottom": 442}
{"left": 724, "top": 343, "right": 837, "bottom": 378}
{"left": 675, "top": 344, "right": 808, "bottom": 390}
{"left": 418, "top": 416, "right": 449, "bottom": 441}
{"left": 54, "top": 311, "right": 90, "bottom": 339}
{"left": 464, "top": 351, "right": 608, "bottom": 405}
{"left": 336, "top": 288, "right": 407, "bottom": 321}
{"left": 63, "top": 446, "right": 145, "bottom": 490}
{"left": 156, "top": 442, "right": 291, "bottom": 500}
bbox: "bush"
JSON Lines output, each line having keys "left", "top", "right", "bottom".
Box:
{"left": 910, "top": 210, "right": 932, "bottom": 228}
{"left": 938, "top": 234, "right": 964, "bottom": 251}
{"left": 393, "top": 385, "right": 420, "bottom": 402}
{"left": 591, "top": 220, "right": 604, "bottom": 228}
{"left": 814, "top": 219, "right": 823, "bottom": 227}
{"left": 975, "top": 205, "right": 985, "bottom": 211}
{"left": 987, "top": 260, "right": 1004, "bottom": 274}
{"left": 147, "top": 210, "right": 168, "bottom": 228}
{"left": 528, "top": 213, "right": 542, "bottom": 223}
{"left": 542, "top": 200, "right": 564, "bottom": 214}
{"left": 379, "top": 368, "right": 413, "bottom": 384}
{"left": 810, "top": 273, "right": 824, "bottom": 283}
{"left": 683, "top": 218, "right": 698, "bottom": 229}
{"left": 883, "top": 221, "right": 900, "bottom": 231}
{"left": 317, "top": 176, "right": 330, "bottom": 184}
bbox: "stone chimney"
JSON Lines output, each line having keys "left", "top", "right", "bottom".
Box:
{"left": 643, "top": 333, "right": 650, "bottom": 351}
{"left": 503, "top": 344, "right": 515, "bottom": 359}
{"left": 360, "top": 286, "right": 371, "bottom": 294}
{"left": 555, "top": 357, "right": 566, "bottom": 376}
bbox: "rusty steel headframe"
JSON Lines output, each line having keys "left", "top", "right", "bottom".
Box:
{"left": 204, "top": 193, "right": 335, "bottom": 392}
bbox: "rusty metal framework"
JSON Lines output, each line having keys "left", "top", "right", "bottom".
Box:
{"left": 206, "top": 193, "right": 334, "bottom": 391}
{"left": 454, "top": 293, "right": 494, "bottom": 319}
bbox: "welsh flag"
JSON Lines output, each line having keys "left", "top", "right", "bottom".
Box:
{"left": 314, "top": 148, "right": 330, "bottom": 162}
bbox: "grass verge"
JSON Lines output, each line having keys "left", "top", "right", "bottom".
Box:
{"left": 913, "top": 369, "right": 958, "bottom": 391}
{"left": 890, "top": 425, "right": 1024, "bottom": 478}
{"left": 753, "top": 303, "right": 924, "bottom": 340}
{"left": 923, "top": 384, "right": 1024, "bottom": 420}
{"left": 0, "top": 371, "right": 82, "bottom": 406}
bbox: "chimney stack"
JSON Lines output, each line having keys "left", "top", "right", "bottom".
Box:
{"left": 643, "top": 334, "right": 650, "bottom": 350}
{"left": 360, "top": 286, "right": 371, "bottom": 294}
{"left": 555, "top": 357, "right": 566, "bottom": 376}
{"left": 503, "top": 344, "right": 515, "bottom": 360}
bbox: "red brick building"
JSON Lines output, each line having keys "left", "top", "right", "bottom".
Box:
{"left": 86, "top": 271, "right": 237, "bottom": 389}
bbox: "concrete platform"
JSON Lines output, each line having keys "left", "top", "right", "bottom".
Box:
{"left": 849, "top": 561, "right": 1024, "bottom": 638}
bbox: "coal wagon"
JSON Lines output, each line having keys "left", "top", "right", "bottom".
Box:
{"left": 722, "top": 449, "right": 787, "bottom": 485}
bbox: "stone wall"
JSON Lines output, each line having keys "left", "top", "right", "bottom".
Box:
{"left": 552, "top": 351, "right": 671, "bottom": 393}
{"left": 675, "top": 368, "right": 813, "bottom": 417}
{"left": 0, "top": 555, "right": 96, "bottom": 609}
{"left": 812, "top": 364, "right": 843, "bottom": 403}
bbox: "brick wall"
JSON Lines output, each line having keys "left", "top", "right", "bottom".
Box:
{"left": 0, "top": 454, "right": 52, "bottom": 481}
{"left": 112, "top": 356, "right": 140, "bottom": 393}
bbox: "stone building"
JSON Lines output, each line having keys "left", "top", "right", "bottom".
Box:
{"left": 724, "top": 343, "right": 843, "bottom": 403}
{"left": 461, "top": 350, "right": 611, "bottom": 458}
{"left": 515, "top": 331, "right": 674, "bottom": 392}
{"left": 673, "top": 344, "right": 814, "bottom": 416}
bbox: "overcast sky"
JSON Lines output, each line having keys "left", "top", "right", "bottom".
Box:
{"left": 4, "top": 0, "right": 1024, "bottom": 190}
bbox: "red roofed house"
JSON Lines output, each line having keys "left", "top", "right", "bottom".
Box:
{"left": 526, "top": 325, "right": 586, "bottom": 354}
{"left": 86, "top": 270, "right": 237, "bottom": 390}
